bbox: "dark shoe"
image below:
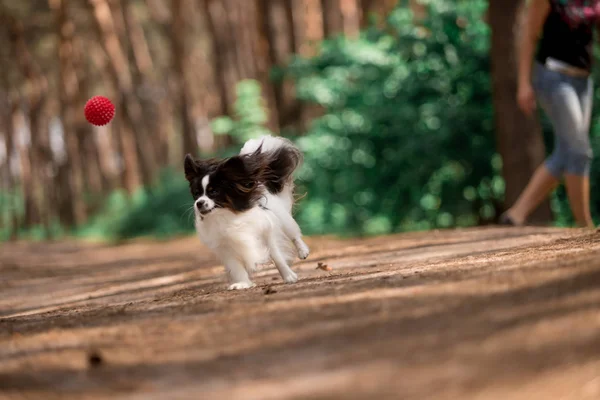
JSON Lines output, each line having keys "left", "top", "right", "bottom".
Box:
{"left": 499, "top": 212, "right": 517, "bottom": 226}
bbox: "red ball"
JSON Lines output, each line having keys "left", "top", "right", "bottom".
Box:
{"left": 84, "top": 96, "right": 115, "bottom": 126}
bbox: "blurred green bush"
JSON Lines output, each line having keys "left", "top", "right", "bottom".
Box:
{"left": 75, "top": 169, "right": 193, "bottom": 242}
{"left": 283, "top": 0, "right": 502, "bottom": 235}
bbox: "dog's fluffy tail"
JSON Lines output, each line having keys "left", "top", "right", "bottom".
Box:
{"left": 240, "top": 135, "right": 303, "bottom": 194}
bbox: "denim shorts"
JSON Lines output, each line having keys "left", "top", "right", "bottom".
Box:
{"left": 532, "top": 62, "right": 594, "bottom": 177}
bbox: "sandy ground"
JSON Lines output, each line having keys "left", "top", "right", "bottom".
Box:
{"left": 1, "top": 226, "right": 600, "bottom": 400}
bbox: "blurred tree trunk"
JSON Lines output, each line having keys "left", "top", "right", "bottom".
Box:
{"left": 284, "top": 0, "right": 298, "bottom": 53}
{"left": 359, "top": 0, "right": 373, "bottom": 22}
{"left": 27, "top": 92, "right": 50, "bottom": 231}
{"left": 171, "top": 0, "right": 199, "bottom": 157}
{"left": 199, "top": 0, "right": 238, "bottom": 150}
{"left": 0, "top": 130, "right": 16, "bottom": 236}
{"left": 143, "top": 0, "right": 177, "bottom": 162}
{"left": 81, "top": 56, "right": 112, "bottom": 197}
{"left": 298, "top": 0, "right": 324, "bottom": 56}
{"left": 201, "top": 0, "right": 237, "bottom": 149}
{"left": 118, "top": 0, "right": 166, "bottom": 166}
{"left": 254, "top": 0, "right": 280, "bottom": 133}
{"left": 185, "top": 0, "right": 216, "bottom": 153}
{"left": 321, "top": 0, "right": 344, "bottom": 37}
{"left": 260, "top": 0, "right": 303, "bottom": 129}
{"left": 359, "top": 0, "right": 396, "bottom": 27}
{"left": 202, "top": 0, "right": 279, "bottom": 134}
{"left": 111, "top": 0, "right": 159, "bottom": 179}
{"left": 146, "top": 0, "right": 171, "bottom": 25}
{"left": 89, "top": 41, "right": 124, "bottom": 190}
{"left": 233, "top": 2, "right": 254, "bottom": 79}
{"left": 340, "top": 0, "right": 360, "bottom": 37}
{"left": 2, "top": 9, "right": 50, "bottom": 230}
{"left": 88, "top": 0, "right": 154, "bottom": 190}
{"left": 50, "top": 0, "right": 88, "bottom": 226}
{"left": 76, "top": 40, "right": 110, "bottom": 198}
{"left": 12, "top": 108, "right": 36, "bottom": 227}
{"left": 202, "top": 0, "right": 234, "bottom": 117}
{"left": 0, "top": 66, "right": 19, "bottom": 239}
{"left": 122, "top": 2, "right": 154, "bottom": 80}
{"left": 489, "top": 0, "right": 552, "bottom": 223}
{"left": 292, "top": 0, "right": 325, "bottom": 129}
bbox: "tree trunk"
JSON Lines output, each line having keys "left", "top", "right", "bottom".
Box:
{"left": 0, "top": 67, "right": 19, "bottom": 239}
{"left": 202, "top": 0, "right": 235, "bottom": 117}
{"left": 489, "top": 0, "right": 552, "bottom": 224}
{"left": 75, "top": 34, "right": 110, "bottom": 197}
{"left": 300, "top": 0, "right": 324, "bottom": 56}
{"left": 50, "top": 0, "right": 88, "bottom": 226}
{"left": 120, "top": 0, "right": 166, "bottom": 165}
{"left": 321, "top": 0, "right": 344, "bottom": 37}
{"left": 142, "top": 0, "right": 173, "bottom": 163}
{"left": 340, "top": 0, "right": 360, "bottom": 37}
{"left": 171, "top": 0, "right": 198, "bottom": 157}
{"left": 88, "top": 0, "right": 154, "bottom": 189}
{"left": 259, "top": 0, "right": 303, "bottom": 129}
{"left": 359, "top": 0, "right": 396, "bottom": 27}
{"left": 28, "top": 93, "right": 53, "bottom": 236}
{"left": 283, "top": 0, "right": 298, "bottom": 53}
{"left": 254, "top": 0, "right": 280, "bottom": 133}
{"left": 292, "top": 0, "right": 325, "bottom": 129}
{"left": 2, "top": 9, "right": 50, "bottom": 229}
{"left": 0, "top": 132, "right": 16, "bottom": 236}
{"left": 12, "top": 108, "right": 37, "bottom": 228}
{"left": 89, "top": 41, "right": 125, "bottom": 190}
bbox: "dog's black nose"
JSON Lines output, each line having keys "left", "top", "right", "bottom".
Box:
{"left": 196, "top": 199, "right": 206, "bottom": 210}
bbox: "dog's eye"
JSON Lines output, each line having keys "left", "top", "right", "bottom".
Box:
{"left": 207, "top": 187, "right": 219, "bottom": 196}
{"left": 243, "top": 181, "right": 255, "bottom": 189}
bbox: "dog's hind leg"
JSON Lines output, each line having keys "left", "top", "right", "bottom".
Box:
{"left": 267, "top": 203, "right": 310, "bottom": 260}
{"left": 267, "top": 232, "right": 298, "bottom": 283}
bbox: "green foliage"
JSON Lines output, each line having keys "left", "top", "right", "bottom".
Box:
{"left": 585, "top": 86, "right": 600, "bottom": 224}
{"left": 211, "top": 80, "right": 274, "bottom": 142}
{"left": 283, "top": 0, "right": 500, "bottom": 235}
{"left": 0, "top": 189, "right": 67, "bottom": 241}
{"left": 76, "top": 169, "right": 196, "bottom": 242}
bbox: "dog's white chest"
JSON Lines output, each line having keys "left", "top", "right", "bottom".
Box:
{"left": 195, "top": 208, "right": 271, "bottom": 253}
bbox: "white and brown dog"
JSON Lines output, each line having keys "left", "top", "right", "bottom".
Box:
{"left": 184, "top": 136, "right": 310, "bottom": 290}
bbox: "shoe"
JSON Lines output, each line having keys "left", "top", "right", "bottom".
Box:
{"left": 499, "top": 212, "right": 517, "bottom": 226}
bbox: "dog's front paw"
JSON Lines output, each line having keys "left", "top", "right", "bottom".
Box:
{"left": 228, "top": 281, "right": 255, "bottom": 290}
{"left": 282, "top": 270, "right": 298, "bottom": 284}
{"left": 295, "top": 239, "right": 310, "bottom": 260}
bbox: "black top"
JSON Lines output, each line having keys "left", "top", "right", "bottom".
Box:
{"left": 536, "top": 0, "right": 596, "bottom": 71}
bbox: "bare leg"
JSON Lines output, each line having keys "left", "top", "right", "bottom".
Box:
{"left": 564, "top": 173, "right": 594, "bottom": 228}
{"left": 505, "top": 164, "right": 559, "bottom": 225}
{"left": 223, "top": 257, "right": 255, "bottom": 290}
{"left": 268, "top": 232, "right": 298, "bottom": 283}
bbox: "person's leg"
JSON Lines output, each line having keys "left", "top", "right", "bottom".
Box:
{"left": 503, "top": 164, "right": 559, "bottom": 225}
{"left": 564, "top": 174, "right": 593, "bottom": 227}
{"left": 564, "top": 76, "right": 594, "bottom": 228}
{"left": 503, "top": 65, "right": 567, "bottom": 225}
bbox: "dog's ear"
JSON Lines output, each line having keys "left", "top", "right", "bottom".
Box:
{"left": 184, "top": 154, "right": 198, "bottom": 181}
{"left": 221, "top": 154, "right": 264, "bottom": 183}
{"left": 221, "top": 156, "right": 246, "bottom": 175}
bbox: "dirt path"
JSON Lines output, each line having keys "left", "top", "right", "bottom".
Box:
{"left": 1, "top": 227, "right": 600, "bottom": 400}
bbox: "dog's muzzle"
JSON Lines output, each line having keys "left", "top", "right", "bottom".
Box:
{"left": 196, "top": 200, "right": 213, "bottom": 215}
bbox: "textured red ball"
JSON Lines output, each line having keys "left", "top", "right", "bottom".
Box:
{"left": 84, "top": 96, "right": 115, "bottom": 126}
